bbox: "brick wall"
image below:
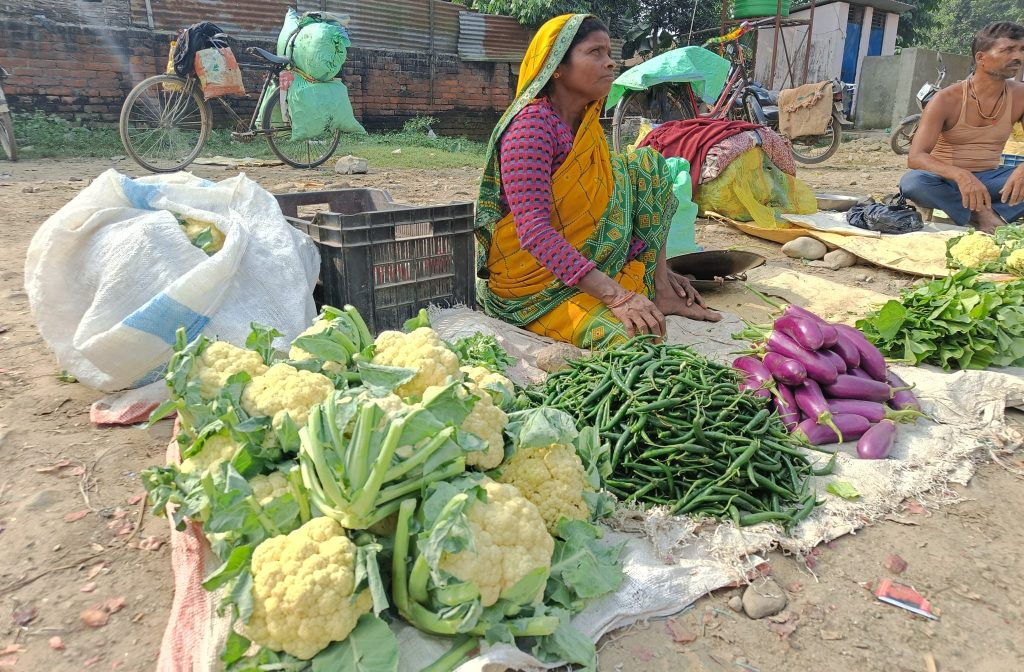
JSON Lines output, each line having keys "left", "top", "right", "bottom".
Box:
{"left": 0, "top": 10, "right": 516, "bottom": 139}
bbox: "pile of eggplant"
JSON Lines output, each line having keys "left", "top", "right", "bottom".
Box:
{"left": 734, "top": 304, "right": 923, "bottom": 460}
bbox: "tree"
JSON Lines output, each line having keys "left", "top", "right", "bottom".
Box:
{"left": 901, "top": 0, "right": 1024, "bottom": 54}
{"left": 895, "top": 0, "right": 941, "bottom": 49}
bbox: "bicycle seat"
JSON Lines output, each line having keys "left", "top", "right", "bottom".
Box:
{"left": 247, "top": 46, "right": 290, "bottom": 67}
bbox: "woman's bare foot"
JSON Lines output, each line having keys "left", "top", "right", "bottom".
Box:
{"left": 655, "top": 275, "right": 722, "bottom": 321}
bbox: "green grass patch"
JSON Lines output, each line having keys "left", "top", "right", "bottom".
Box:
{"left": 10, "top": 112, "right": 487, "bottom": 170}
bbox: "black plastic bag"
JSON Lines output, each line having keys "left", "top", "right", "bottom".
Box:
{"left": 846, "top": 196, "right": 923, "bottom": 234}
{"left": 172, "top": 22, "right": 223, "bottom": 77}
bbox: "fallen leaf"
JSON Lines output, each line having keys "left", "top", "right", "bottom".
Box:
{"left": 89, "top": 543, "right": 105, "bottom": 552}
{"left": 127, "top": 494, "right": 145, "bottom": 505}
{"left": 69, "top": 466, "right": 86, "bottom": 477}
{"left": 788, "top": 580, "right": 803, "bottom": 593}
{"left": 138, "top": 536, "right": 164, "bottom": 552}
{"left": 0, "top": 646, "right": 22, "bottom": 655}
{"left": 666, "top": 617, "right": 697, "bottom": 644}
{"left": 64, "top": 510, "right": 90, "bottom": 523}
{"left": 83, "top": 655, "right": 101, "bottom": 667}
{"left": 885, "top": 554, "right": 908, "bottom": 575}
{"left": 48, "top": 636, "right": 65, "bottom": 650}
{"left": 36, "top": 459, "right": 72, "bottom": 473}
{"left": 80, "top": 581, "right": 98, "bottom": 593}
{"left": 104, "top": 596, "right": 127, "bottom": 614}
{"left": 112, "top": 507, "right": 128, "bottom": 519}
{"left": 12, "top": 606, "right": 37, "bottom": 626}
{"left": 87, "top": 562, "right": 108, "bottom": 579}
{"left": 80, "top": 608, "right": 109, "bottom": 627}
{"left": 904, "top": 501, "right": 927, "bottom": 515}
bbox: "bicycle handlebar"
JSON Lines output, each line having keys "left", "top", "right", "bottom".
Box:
{"left": 700, "top": 17, "right": 780, "bottom": 49}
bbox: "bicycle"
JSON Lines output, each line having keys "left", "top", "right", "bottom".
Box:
{"left": 611, "top": 20, "right": 844, "bottom": 164}
{"left": 119, "top": 33, "right": 341, "bottom": 173}
{"left": 0, "top": 66, "right": 17, "bottom": 162}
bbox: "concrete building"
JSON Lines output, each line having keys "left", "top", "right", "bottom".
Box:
{"left": 753, "top": 0, "right": 912, "bottom": 97}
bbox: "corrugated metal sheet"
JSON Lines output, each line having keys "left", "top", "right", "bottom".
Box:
{"left": 129, "top": 0, "right": 317, "bottom": 36}
{"left": 458, "top": 12, "right": 530, "bottom": 62}
{"left": 324, "top": 0, "right": 461, "bottom": 54}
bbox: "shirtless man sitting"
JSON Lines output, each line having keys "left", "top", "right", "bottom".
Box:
{"left": 899, "top": 22, "right": 1024, "bottom": 232}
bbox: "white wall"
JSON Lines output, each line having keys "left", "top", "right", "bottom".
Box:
{"left": 882, "top": 11, "right": 899, "bottom": 55}
{"left": 754, "top": 1, "right": 849, "bottom": 89}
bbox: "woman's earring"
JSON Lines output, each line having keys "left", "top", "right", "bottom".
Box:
{"left": 553, "top": 72, "right": 561, "bottom": 79}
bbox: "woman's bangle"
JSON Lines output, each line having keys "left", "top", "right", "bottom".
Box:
{"left": 606, "top": 291, "right": 636, "bottom": 309}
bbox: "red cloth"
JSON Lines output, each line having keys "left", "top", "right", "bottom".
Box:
{"left": 638, "top": 118, "right": 762, "bottom": 188}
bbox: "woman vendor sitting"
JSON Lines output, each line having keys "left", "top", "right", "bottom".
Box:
{"left": 476, "top": 14, "right": 720, "bottom": 350}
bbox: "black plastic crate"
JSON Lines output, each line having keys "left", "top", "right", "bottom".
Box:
{"left": 274, "top": 189, "right": 476, "bottom": 334}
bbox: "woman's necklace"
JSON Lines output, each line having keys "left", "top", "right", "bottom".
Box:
{"left": 967, "top": 77, "right": 1006, "bottom": 121}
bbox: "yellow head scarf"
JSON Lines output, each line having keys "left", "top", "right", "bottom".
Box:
{"left": 516, "top": 14, "right": 575, "bottom": 96}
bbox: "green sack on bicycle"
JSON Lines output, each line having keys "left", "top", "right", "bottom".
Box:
{"left": 277, "top": 9, "right": 351, "bottom": 82}
{"left": 287, "top": 77, "right": 366, "bottom": 142}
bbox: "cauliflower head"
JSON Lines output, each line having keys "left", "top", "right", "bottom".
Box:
{"left": 497, "top": 444, "right": 589, "bottom": 534}
{"left": 178, "top": 433, "right": 240, "bottom": 474}
{"left": 250, "top": 470, "right": 291, "bottom": 505}
{"left": 191, "top": 341, "right": 268, "bottom": 399}
{"left": 949, "top": 232, "right": 1000, "bottom": 268}
{"left": 439, "top": 479, "right": 553, "bottom": 607}
{"left": 460, "top": 365, "right": 515, "bottom": 406}
{"left": 372, "top": 328, "right": 459, "bottom": 399}
{"left": 1007, "top": 248, "right": 1024, "bottom": 275}
{"left": 423, "top": 382, "right": 507, "bottom": 470}
{"left": 241, "top": 363, "right": 333, "bottom": 431}
{"left": 245, "top": 517, "right": 372, "bottom": 659}
{"left": 288, "top": 319, "right": 333, "bottom": 362}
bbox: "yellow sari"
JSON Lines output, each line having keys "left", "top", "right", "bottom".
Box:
{"left": 476, "top": 14, "right": 675, "bottom": 348}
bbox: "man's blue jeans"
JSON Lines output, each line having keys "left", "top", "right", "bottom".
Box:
{"left": 899, "top": 166, "right": 1024, "bottom": 226}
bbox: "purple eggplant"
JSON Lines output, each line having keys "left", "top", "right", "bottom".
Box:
{"left": 763, "top": 352, "right": 807, "bottom": 386}
{"left": 823, "top": 374, "right": 892, "bottom": 403}
{"left": 820, "top": 324, "right": 839, "bottom": 348}
{"left": 821, "top": 348, "right": 848, "bottom": 374}
{"left": 857, "top": 419, "right": 897, "bottom": 459}
{"left": 766, "top": 331, "right": 838, "bottom": 385}
{"left": 885, "top": 371, "right": 922, "bottom": 412}
{"left": 834, "top": 324, "right": 888, "bottom": 381}
{"left": 773, "top": 384, "right": 800, "bottom": 431}
{"left": 828, "top": 399, "right": 924, "bottom": 424}
{"left": 795, "top": 414, "right": 871, "bottom": 445}
{"left": 847, "top": 367, "right": 872, "bottom": 380}
{"left": 829, "top": 332, "right": 861, "bottom": 370}
{"left": 783, "top": 303, "right": 827, "bottom": 325}
{"left": 793, "top": 379, "right": 843, "bottom": 441}
{"left": 732, "top": 356, "right": 775, "bottom": 395}
{"left": 774, "top": 313, "right": 825, "bottom": 351}
{"left": 740, "top": 380, "right": 771, "bottom": 398}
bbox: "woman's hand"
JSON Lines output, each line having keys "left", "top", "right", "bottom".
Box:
{"left": 607, "top": 291, "right": 666, "bottom": 338}
{"left": 667, "top": 272, "right": 706, "bottom": 307}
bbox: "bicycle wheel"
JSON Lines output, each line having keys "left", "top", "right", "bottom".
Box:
{"left": 262, "top": 93, "right": 341, "bottom": 169}
{"left": 890, "top": 115, "right": 919, "bottom": 156}
{"left": 0, "top": 111, "right": 16, "bottom": 161}
{"left": 790, "top": 112, "right": 842, "bottom": 165}
{"left": 611, "top": 85, "right": 694, "bottom": 153}
{"left": 120, "top": 75, "right": 210, "bottom": 173}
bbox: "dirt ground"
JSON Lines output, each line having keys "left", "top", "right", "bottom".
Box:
{"left": 1, "top": 140, "right": 1022, "bottom": 672}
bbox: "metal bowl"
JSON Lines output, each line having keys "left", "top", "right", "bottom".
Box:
{"left": 667, "top": 250, "right": 767, "bottom": 290}
{"left": 815, "top": 193, "right": 861, "bottom": 212}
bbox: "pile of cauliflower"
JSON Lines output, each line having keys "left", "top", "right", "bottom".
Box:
{"left": 146, "top": 308, "right": 620, "bottom": 666}
{"left": 947, "top": 227, "right": 1024, "bottom": 276}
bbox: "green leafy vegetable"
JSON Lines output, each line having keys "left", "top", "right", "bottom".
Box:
{"left": 448, "top": 333, "right": 516, "bottom": 372}
{"left": 856, "top": 269, "right": 1024, "bottom": 370}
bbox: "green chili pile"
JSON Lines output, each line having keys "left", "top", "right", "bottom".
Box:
{"left": 522, "top": 337, "right": 831, "bottom": 528}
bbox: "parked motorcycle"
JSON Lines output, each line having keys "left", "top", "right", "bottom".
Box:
{"left": 745, "top": 78, "right": 852, "bottom": 164}
{"left": 0, "top": 66, "right": 16, "bottom": 162}
{"left": 890, "top": 55, "right": 945, "bottom": 155}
